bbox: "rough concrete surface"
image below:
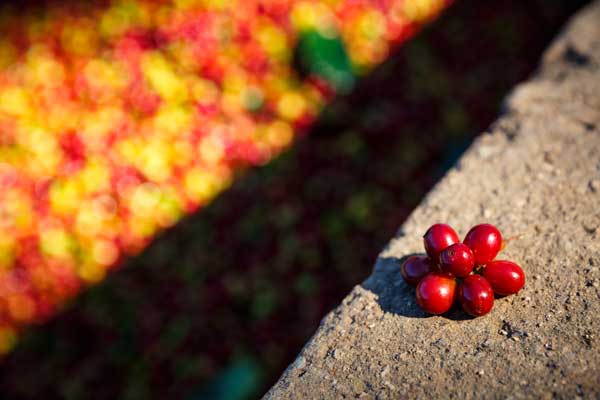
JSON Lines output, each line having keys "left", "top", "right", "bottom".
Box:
{"left": 264, "top": 2, "right": 600, "bottom": 399}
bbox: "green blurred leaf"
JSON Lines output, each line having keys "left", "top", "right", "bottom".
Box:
{"left": 296, "top": 29, "right": 355, "bottom": 93}
{"left": 189, "top": 358, "right": 262, "bottom": 400}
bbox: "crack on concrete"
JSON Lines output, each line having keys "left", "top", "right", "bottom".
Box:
{"left": 563, "top": 44, "right": 591, "bottom": 66}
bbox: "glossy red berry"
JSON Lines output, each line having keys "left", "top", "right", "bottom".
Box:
{"left": 401, "top": 255, "right": 434, "bottom": 286}
{"left": 439, "top": 243, "right": 475, "bottom": 278}
{"left": 482, "top": 260, "right": 525, "bottom": 295}
{"left": 458, "top": 275, "right": 494, "bottom": 317}
{"left": 415, "top": 272, "right": 457, "bottom": 315}
{"left": 463, "top": 223, "right": 502, "bottom": 265}
{"left": 423, "top": 224, "right": 459, "bottom": 262}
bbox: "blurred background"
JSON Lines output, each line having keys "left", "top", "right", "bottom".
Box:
{"left": 0, "top": 0, "right": 589, "bottom": 399}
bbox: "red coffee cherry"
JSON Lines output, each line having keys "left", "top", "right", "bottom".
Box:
{"left": 423, "top": 224, "right": 459, "bottom": 262}
{"left": 415, "top": 272, "right": 457, "bottom": 315}
{"left": 401, "top": 255, "right": 434, "bottom": 286}
{"left": 439, "top": 243, "right": 475, "bottom": 278}
{"left": 482, "top": 260, "right": 525, "bottom": 295}
{"left": 458, "top": 275, "right": 494, "bottom": 317}
{"left": 463, "top": 223, "right": 502, "bottom": 265}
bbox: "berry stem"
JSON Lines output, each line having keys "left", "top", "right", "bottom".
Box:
{"left": 500, "top": 232, "right": 531, "bottom": 250}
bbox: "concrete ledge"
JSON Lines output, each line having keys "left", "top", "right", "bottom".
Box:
{"left": 264, "top": 2, "right": 600, "bottom": 398}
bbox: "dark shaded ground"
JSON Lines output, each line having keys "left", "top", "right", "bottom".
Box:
{"left": 0, "top": 1, "right": 588, "bottom": 399}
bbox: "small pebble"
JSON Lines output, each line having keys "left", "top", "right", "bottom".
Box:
{"left": 381, "top": 366, "right": 390, "bottom": 378}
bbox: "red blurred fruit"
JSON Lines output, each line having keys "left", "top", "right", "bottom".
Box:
{"left": 415, "top": 272, "right": 457, "bottom": 315}
{"left": 439, "top": 242, "right": 475, "bottom": 278}
{"left": 423, "top": 223, "right": 459, "bottom": 261}
{"left": 458, "top": 275, "right": 494, "bottom": 316}
{"left": 482, "top": 260, "right": 525, "bottom": 295}
{"left": 463, "top": 223, "right": 502, "bottom": 265}
{"left": 401, "top": 255, "right": 434, "bottom": 286}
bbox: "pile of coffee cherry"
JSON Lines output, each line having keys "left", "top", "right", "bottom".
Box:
{"left": 401, "top": 223, "right": 525, "bottom": 317}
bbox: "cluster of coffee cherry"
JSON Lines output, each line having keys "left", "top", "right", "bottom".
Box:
{"left": 401, "top": 223, "right": 525, "bottom": 317}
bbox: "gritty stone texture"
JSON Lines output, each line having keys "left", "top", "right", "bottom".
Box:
{"left": 264, "top": 2, "right": 600, "bottom": 399}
